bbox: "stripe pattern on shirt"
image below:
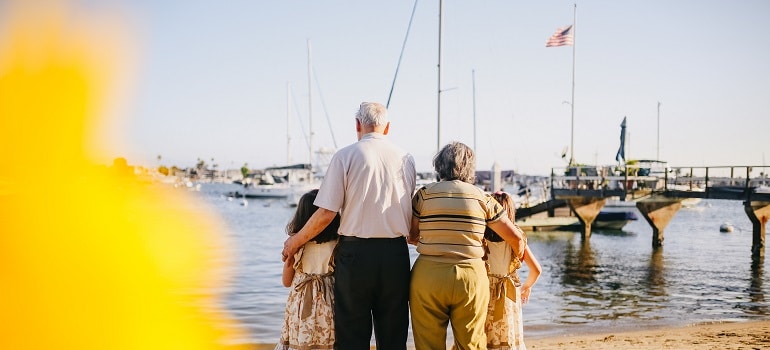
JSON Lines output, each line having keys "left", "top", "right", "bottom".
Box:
{"left": 412, "top": 180, "right": 505, "bottom": 260}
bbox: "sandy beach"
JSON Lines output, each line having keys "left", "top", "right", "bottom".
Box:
{"left": 526, "top": 320, "right": 770, "bottom": 350}
{"left": 243, "top": 320, "right": 770, "bottom": 349}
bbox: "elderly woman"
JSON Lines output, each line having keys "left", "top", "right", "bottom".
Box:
{"left": 408, "top": 142, "right": 526, "bottom": 350}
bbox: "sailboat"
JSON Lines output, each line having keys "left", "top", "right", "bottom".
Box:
{"left": 244, "top": 40, "right": 330, "bottom": 205}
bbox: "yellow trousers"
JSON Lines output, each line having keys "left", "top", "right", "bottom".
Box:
{"left": 410, "top": 257, "right": 489, "bottom": 350}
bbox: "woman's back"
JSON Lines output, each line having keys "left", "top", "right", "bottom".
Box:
{"left": 413, "top": 180, "right": 502, "bottom": 261}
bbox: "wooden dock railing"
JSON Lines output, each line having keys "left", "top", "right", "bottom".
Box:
{"left": 550, "top": 164, "right": 770, "bottom": 202}
{"left": 547, "top": 164, "right": 770, "bottom": 255}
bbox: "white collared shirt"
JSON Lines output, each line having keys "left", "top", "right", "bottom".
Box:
{"left": 314, "top": 132, "right": 416, "bottom": 238}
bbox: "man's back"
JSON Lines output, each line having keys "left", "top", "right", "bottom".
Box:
{"left": 315, "top": 132, "right": 415, "bottom": 238}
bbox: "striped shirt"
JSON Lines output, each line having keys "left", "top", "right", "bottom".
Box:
{"left": 412, "top": 180, "right": 505, "bottom": 262}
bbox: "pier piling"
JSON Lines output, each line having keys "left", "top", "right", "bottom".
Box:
{"left": 566, "top": 198, "right": 606, "bottom": 238}
{"left": 744, "top": 201, "right": 770, "bottom": 257}
{"left": 637, "top": 198, "right": 682, "bottom": 248}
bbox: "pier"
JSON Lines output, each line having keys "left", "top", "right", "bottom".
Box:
{"left": 521, "top": 162, "right": 770, "bottom": 256}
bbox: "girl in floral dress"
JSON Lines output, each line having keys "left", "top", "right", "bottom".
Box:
{"left": 484, "top": 191, "right": 542, "bottom": 350}
{"left": 276, "top": 189, "right": 340, "bottom": 350}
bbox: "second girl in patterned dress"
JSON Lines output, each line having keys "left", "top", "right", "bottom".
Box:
{"left": 484, "top": 191, "right": 542, "bottom": 350}
{"left": 276, "top": 189, "right": 340, "bottom": 350}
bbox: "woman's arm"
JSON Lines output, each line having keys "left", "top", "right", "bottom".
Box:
{"left": 281, "top": 253, "right": 296, "bottom": 287}
{"left": 407, "top": 216, "right": 420, "bottom": 245}
{"left": 487, "top": 215, "right": 526, "bottom": 259}
{"left": 520, "top": 246, "right": 542, "bottom": 303}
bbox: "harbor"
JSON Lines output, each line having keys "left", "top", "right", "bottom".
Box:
{"left": 3, "top": 1, "right": 769, "bottom": 349}
{"left": 189, "top": 182, "right": 770, "bottom": 347}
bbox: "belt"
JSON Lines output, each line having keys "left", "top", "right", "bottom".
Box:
{"left": 339, "top": 235, "right": 405, "bottom": 242}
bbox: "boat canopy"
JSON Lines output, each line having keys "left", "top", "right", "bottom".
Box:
{"left": 265, "top": 163, "right": 312, "bottom": 171}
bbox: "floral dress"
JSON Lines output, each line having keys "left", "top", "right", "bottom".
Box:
{"left": 484, "top": 240, "right": 524, "bottom": 350}
{"left": 276, "top": 240, "right": 336, "bottom": 350}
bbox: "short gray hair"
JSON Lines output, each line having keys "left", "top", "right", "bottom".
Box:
{"left": 433, "top": 142, "right": 476, "bottom": 183}
{"left": 356, "top": 102, "right": 388, "bottom": 127}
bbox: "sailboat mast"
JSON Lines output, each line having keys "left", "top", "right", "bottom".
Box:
{"left": 307, "top": 39, "right": 314, "bottom": 167}
{"left": 437, "top": 0, "right": 444, "bottom": 154}
{"left": 472, "top": 69, "right": 477, "bottom": 152}
{"left": 287, "top": 82, "right": 292, "bottom": 165}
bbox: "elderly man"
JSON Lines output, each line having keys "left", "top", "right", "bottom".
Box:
{"left": 282, "top": 102, "right": 416, "bottom": 350}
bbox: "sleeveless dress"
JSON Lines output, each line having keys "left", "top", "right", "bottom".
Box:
{"left": 484, "top": 240, "right": 525, "bottom": 350}
{"left": 275, "top": 240, "right": 336, "bottom": 350}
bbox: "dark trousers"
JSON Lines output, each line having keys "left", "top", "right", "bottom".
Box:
{"left": 334, "top": 236, "right": 410, "bottom": 350}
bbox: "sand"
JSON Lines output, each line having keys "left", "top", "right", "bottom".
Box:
{"left": 243, "top": 320, "right": 770, "bottom": 349}
{"left": 525, "top": 320, "right": 770, "bottom": 350}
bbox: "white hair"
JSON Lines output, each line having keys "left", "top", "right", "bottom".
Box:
{"left": 356, "top": 102, "right": 388, "bottom": 127}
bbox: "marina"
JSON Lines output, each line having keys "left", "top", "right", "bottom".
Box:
{"left": 4, "top": 1, "right": 769, "bottom": 349}
{"left": 187, "top": 182, "right": 770, "bottom": 347}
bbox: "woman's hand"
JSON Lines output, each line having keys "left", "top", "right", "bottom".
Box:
{"left": 408, "top": 216, "right": 420, "bottom": 246}
{"left": 281, "top": 251, "right": 296, "bottom": 287}
{"left": 521, "top": 286, "right": 532, "bottom": 304}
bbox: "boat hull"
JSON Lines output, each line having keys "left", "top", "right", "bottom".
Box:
{"left": 242, "top": 185, "right": 292, "bottom": 198}
{"left": 516, "top": 211, "right": 638, "bottom": 232}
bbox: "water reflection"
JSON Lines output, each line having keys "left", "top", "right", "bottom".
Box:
{"left": 556, "top": 232, "right": 673, "bottom": 324}
{"left": 746, "top": 254, "right": 767, "bottom": 315}
{"left": 644, "top": 248, "right": 667, "bottom": 297}
{"left": 561, "top": 237, "right": 597, "bottom": 286}
{"left": 558, "top": 237, "right": 599, "bottom": 325}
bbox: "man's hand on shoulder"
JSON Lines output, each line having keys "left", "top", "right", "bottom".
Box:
{"left": 282, "top": 236, "right": 298, "bottom": 262}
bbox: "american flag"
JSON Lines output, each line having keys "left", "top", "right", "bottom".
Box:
{"left": 545, "top": 25, "right": 573, "bottom": 47}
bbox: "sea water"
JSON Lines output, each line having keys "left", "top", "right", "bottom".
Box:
{"left": 192, "top": 183, "right": 770, "bottom": 346}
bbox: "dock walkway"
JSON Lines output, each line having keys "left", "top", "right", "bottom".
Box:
{"left": 532, "top": 164, "right": 770, "bottom": 256}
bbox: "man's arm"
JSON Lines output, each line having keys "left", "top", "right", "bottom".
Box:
{"left": 281, "top": 207, "right": 337, "bottom": 261}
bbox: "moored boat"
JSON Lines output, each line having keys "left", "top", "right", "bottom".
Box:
{"left": 242, "top": 164, "right": 318, "bottom": 199}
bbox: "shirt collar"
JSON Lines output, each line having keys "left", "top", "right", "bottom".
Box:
{"left": 361, "top": 132, "right": 386, "bottom": 140}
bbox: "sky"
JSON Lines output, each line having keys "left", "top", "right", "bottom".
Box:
{"left": 10, "top": 0, "right": 770, "bottom": 175}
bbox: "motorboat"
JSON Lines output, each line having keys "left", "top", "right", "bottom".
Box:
{"left": 515, "top": 211, "right": 637, "bottom": 232}
{"left": 594, "top": 211, "right": 638, "bottom": 230}
{"left": 241, "top": 164, "right": 319, "bottom": 199}
{"left": 594, "top": 198, "right": 639, "bottom": 230}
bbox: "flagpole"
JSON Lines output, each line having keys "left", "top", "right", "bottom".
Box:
{"left": 657, "top": 101, "right": 661, "bottom": 160}
{"left": 437, "top": 0, "right": 444, "bottom": 154}
{"left": 569, "top": 3, "right": 576, "bottom": 165}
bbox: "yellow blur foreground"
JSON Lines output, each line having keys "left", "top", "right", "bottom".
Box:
{"left": 0, "top": 1, "right": 243, "bottom": 349}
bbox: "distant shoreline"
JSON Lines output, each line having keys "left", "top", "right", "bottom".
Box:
{"left": 234, "top": 319, "right": 770, "bottom": 349}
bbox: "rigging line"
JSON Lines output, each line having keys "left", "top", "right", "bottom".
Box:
{"left": 312, "top": 69, "right": 338, "bottom": 149}
{"left": 386, "top": 0, "right": 419, "bottom": 109}
{"left": 290, "top": 87, "right": 311, "bottom": 151}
